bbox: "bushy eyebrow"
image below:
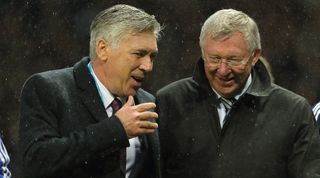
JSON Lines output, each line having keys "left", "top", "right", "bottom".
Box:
{"left": 208, "top": 55, "right": 242, "bottom": 59}
{"left": 135, "top": 49, "right": 148, "bottom": 55}
{"left": 134, "top": 49, "right": 158, "bottom": 58}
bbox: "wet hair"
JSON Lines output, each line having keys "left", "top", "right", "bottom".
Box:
{"left": 199, "top": 9, "right": 261, "bottom": 53}
{"left": 89, "top": 4, "right": 162, "bottom": 60}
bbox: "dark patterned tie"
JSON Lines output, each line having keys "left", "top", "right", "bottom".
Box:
{"left": 220, "top": 97, "right": 236, "bottom": 127}
{"left": 110, "top": 98, "right": 126, "bottom": 176}
{"left": 220, "top": 97, "right": 236, "bottom": 114}
{"left": 111, "top": 98, "right": 122, "bottom": 114}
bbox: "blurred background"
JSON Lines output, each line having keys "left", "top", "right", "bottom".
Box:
{"left": 1, "top": 0, "right": 320, "bottom": 177}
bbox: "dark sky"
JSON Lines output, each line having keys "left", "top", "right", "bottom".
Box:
{"left": 1, "top": 0, "right": 320, "bottom": 177}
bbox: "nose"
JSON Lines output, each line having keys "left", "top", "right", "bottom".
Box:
{"left": 139, "top": 56, "right": 153, "bottom": 73}
{"left": 217, "top": 61, "right": 231, "bottom": 76}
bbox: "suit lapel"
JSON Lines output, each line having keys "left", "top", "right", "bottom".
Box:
{"left": 73, "top": 57, "right": 108, "bottom": 122}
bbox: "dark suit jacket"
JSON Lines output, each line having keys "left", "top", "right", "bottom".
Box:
{"left": 19, "top": 57, "right": 160, "bottom": 178}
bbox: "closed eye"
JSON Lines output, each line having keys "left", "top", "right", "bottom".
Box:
{"left": 227, "top": 58, "right": 242, "bottom": 62}
{"left": 132, "top": 49, "right": 148, "bottom": 58}
{"left": 133, "top": 52, "right": 144, "bottom": 58}
{"left": 209, "top": 56, "right": 221, "bottom": 62}
{"left": 132, "top": 50, "right": 158, "bottom": 62}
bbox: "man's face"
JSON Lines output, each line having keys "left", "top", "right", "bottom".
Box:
{"left": 202, "top": 32, "right": 260, "bottom": 98}
{"left": 101, "top": 32, "right": 158, "bottom": 97}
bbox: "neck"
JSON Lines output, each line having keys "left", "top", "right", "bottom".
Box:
{"left": 91, "top": 59, "right": 109, "bottom": 91}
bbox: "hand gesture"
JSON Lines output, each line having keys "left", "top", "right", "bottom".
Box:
{"left": 115, "top": 96, "right": 158, "bottom": 138}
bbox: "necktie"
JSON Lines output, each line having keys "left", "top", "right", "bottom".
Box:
{"left": 220, "top": 97, "right": 235, "bottom": 113}
{"left": 110, "top": 98, "right": 126, "bottom": 176}
{"left": 111, "top": 98, "right": 122, "bottom": 114}
{"left": 219, "top": 97, "right": 236, "bottom": 127}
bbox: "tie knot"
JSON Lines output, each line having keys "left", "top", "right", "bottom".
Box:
{"left": 110, "top": 98, "right": 122, "bottom": 114}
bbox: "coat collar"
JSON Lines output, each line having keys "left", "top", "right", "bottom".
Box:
{"left": 192, "top": 57, "right": 273, "bottom": 100}
{"left": 246, "top": 60, "right": 273, "bottom": 97}
{"left": 73, "top": 57, "right": 108, "bottom": 122}
{"left": 73, "top": 57, "right": 95, "bottom": 91}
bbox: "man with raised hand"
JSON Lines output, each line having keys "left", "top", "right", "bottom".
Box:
{"left": 20, "top": 4, "right": 162, "bottom": 178}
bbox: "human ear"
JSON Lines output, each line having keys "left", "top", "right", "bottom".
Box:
{"left": 96, "top": 39, "right": 110, "bottom": 61}
{"left": 251, "top": 49, "right": 262, "bottom": 66}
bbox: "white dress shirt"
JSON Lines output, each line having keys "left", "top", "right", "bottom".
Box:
{"left": 88, "top": 63, "right": 140, "bottom": 178}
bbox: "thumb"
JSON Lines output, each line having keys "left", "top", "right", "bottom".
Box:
{"left": 124, "top": 96, "right": 134, "bottom": 107}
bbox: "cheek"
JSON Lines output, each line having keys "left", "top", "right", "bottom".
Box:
{"left": 204, "top": 63, "right": 217, "bottom": 74}
{"left": 233, "top": 68, "right": 251, "bottom": 83}
{"left": 204, "top": 66, "right": 215, "bottom": 79}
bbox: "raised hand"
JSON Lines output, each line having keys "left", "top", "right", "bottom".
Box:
{"left": 115, "top": 96, "right": 158, "bottom": 138}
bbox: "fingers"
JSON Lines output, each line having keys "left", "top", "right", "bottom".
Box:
{"left": 128, "top": 121, "right": 158, "bottom": 137}
{"left": 135, "top": 102, "right": 156, "bottom": 112}
{"left": 138, "top": 121, "right": 158, "bottom": 129}
{"left": 124, "top": 96, "right": 135, "bottom": 107}
{"left": 136, "top": 111, "right": 158, "bottom": 120}
{"left": 117, "top": 95, "right": 159, "bottom": 138}
{"left": 136, "top": 128, "right": 157, "bottom": 135}
{"left": 124, "top": 96, "right": 156, "bottom": 112}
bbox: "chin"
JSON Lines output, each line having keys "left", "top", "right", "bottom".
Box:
{"left": 125, "top": 89, "right": 138, "bottom": 97}
{"left": 216, "top": 87, "right": 238, "bottom": 98}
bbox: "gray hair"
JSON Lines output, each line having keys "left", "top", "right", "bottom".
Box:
{"left": 199, "top": 9, "right": 261, "bottom": 53}
{"left": 89, "top": 4, "right": 162, "bottom": 60}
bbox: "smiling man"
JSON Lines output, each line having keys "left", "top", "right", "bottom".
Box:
{"left": 157, "top": 9, "right": 320, "bottom": 178}
{"left": 19, "top": 4, "right": 162, "bottom": 178}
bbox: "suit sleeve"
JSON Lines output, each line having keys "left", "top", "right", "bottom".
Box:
{"left": 19, "top": 74, "right": 129, "bottom": 177}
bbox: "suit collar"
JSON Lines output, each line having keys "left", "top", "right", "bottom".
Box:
{"left": 73, "top": 57, "right": 108, "bottom": 122}
{"left": 73, "top": 57, "right": 94, "bottom": 90}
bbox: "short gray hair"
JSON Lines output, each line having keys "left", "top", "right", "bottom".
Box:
{"left": 199, "top": 9, "right": 261, "bottom": 53}
{"left": 89, "top": 4, "right": 162, "bottom": 60}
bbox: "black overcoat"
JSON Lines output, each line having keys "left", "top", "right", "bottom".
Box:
{"left": 157, "top": 58, "right": 320, "bottom": 178}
